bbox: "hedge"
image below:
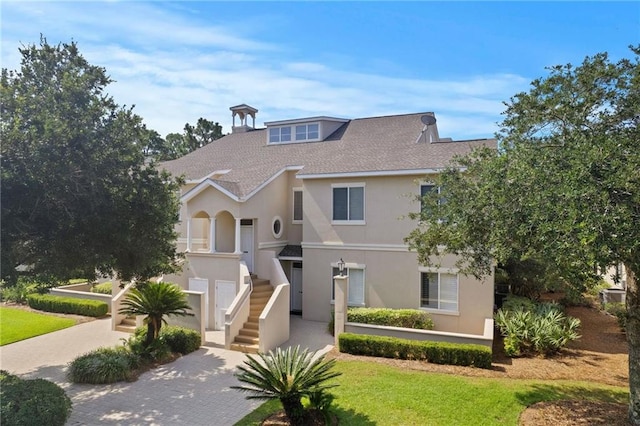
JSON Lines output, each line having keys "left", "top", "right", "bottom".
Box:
{"left": 27, "top": 294, "right": 108, "bottom": 317}
{"left": 0, "top": 370, "right": 72, "bottom": 426}
{"left": 347, "top": 307, "right": 434, "bottom": 330}
{"left": 338, "top": 333, "right": 492, "bottom": 369}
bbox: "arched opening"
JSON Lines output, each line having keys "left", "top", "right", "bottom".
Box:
{"left": 191, "top": 210, "right": 211, "bottom": 252}
{"left": 215, "top": 210, "right": 235, "bottom": 253}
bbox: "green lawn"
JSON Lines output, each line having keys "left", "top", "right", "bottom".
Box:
{"left": 234, "top": 360, "right": 628, "bottom": 426}
{"left": 0, "top": 306, "right": 76, "bottom": 345}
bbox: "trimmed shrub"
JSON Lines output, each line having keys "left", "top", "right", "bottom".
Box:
{"left": 338, "top": 333, "right": 492, "bottom": 369}
{"left": 27, "top": 294, "right": 108, "bottom": 317}
{"left": 495, "top": 302, "right": 581, "bottom": 357}
{"left": 604, "top": 302, "right": 627, "bottom": 332}
{"left": 91, "top": 282, "right": 113, "bottom": 294}
{"left": 67, "top": 347, "right": 139, "bottom": 384}
{"left": 160, "top": 326, "right": 201, "bottom": 355}
{"left": 347, "top": 307, "right": 434, "bottom": 330}
{"left": 1, "top": 370, "right": 72, "bottom": 426}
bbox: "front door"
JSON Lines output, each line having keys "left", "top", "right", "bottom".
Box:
{"left": 215, "top": 280, "right": 236, "bottom": 330}
{"left": 291, "top": 262, "right": 303, "bottom": 313}
{"left": 188, "top": 278, "right": 210, "bottom": 328}
{"left": 241, "top": 224, "right": 254, "bottom": 272}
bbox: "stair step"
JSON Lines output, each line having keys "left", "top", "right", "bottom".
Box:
{"left": 235, "top": 335, "right": 259, "bottom": 344}
{"left": 239, "top": 328, "right": 259, "bottom": 338}
{"left": 115, "top": 324, "right": 136, "bottom": 333}
{"left": 230, "top": 343, "right": 259, "bottom": 354}
{"left": 121, "top": 318, "right": 137, "bottom": 326}
{"left": 244, "top": 321, "right": 259, "bottom": 330}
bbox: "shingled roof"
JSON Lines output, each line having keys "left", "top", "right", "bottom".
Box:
{"left": 161, "top": 112, "right": 496, "bottom": 199}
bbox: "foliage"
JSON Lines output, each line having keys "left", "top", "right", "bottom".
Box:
{"left": 27, "top": 294, "right": 108, "bottom": 317}
{"left": 338, "top": 333, "right": 492, "bottom": 369}
{"left": 158, "top": 326, "right": 201, "bottom": 354}
{"left": 604, "top": 302, "right": 628, "bottom": 332}
{"left": 502, "top": 295, "right": 537, "bottom": 312}
{"left": 0, "top": 306, "right": 76, "bottom": 345}
{"left": 0, "top": 370, "right": 72, "bottom": 426}
{"left": 91, "top": 282, "right": 113, "bottom": 294}
{"left": 67, "top": 346, "right": 139, "bottom": 384}
{"left": 0, "top": 278, "right": 37, "bottom": 304}
{"left": 495, "top": 302, "right": 581, "bottom": 357}
{"left": 118, "top": 282, "right": 193, "bottom": 347}
{"left": 232, "top": 345, "right": 341, "bottom": 425}
{"left": 347, "top": 307, "right": 434, "bottom": 330}
{"left": 143, "top": 117, "right": 224, "bottom": 161}
{"left": 0, "top": 36, "right": 182, "bottom": 286}
{"left": 404, "top": 47, "right": 640, "bottom": 422}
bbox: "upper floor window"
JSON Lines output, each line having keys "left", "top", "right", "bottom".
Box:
{"left": 332, "top": 183, "right": 365, "bottom": 224}
{"left": 420, "top": 272, "right": 458, "bottom": 312}
{"left": 295, "top": 123, "right": 319, "bottom": 141}
{"left": 269, "top": 126, "right": 291, "bottom": 143}
{"left": 420, "top": 184, "right": 446, "bottom": 218}
{"left": 292, "top": 189, "right": 303, "bottom": 223}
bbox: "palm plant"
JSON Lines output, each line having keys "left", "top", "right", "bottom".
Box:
{"left": 118, "top": 281, "right": 193, "bottom": 347}
{"left": 232, "top": 345, "right": 341, "bottom": 425}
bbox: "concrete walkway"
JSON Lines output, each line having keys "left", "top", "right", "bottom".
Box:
{"left": 0, "top": 315, "right": 333, "bottom": 425}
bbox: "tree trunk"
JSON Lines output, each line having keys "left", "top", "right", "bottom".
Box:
{"left": 144, "top": 321, "right": 156, "bottom": 348}
{"left": 625, "top": 263, "right": 640, "bottom": 425}
{"left": 280, "top": 396, "right": 305, "bottom": 426}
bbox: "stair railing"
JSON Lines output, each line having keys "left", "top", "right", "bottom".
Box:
{"left": 224, "top": 261, "right": 252, "bottom": 349}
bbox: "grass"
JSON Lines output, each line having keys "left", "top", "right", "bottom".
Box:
{"left": 234, "top": 360, "right": 628, "bottom": 426}
{"left": 0, "top": 306, "right": 76, "bottom": 345}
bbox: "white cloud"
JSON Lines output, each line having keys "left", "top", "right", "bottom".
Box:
{"left": 1, "top": 1, "right": 531, "bottom": 140}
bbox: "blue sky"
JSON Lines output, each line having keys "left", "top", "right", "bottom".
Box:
{"left": 1, "top": 1, "right": 638, "bottom": 140}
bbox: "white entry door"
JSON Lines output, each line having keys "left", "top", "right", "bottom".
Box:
{"left": 241, "top": 225, "right": 254, "bottom": 273}
{"left": 188, "top": 278, "right": 210, "bottom": 329}
{"left": 291, "top": 262, "right": 303, "bottom": 312}
{"left": 215, "top": 280, "right": 236, "bottom": 330}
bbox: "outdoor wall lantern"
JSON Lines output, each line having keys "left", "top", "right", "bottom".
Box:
{"left": 338, "top": 258, "right": 345, "bottom": 276}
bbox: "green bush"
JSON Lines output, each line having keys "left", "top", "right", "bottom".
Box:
{"left": 91, "top": 282, "right": 113, "bottom": 294}
{"left": 67, "top": 347, "right": 139, "bottom": 384}
{"left": 1, "top": 370, "right": 72, "bottom": 426}
{"left": 338, "top": 333, "right": 492, "bottom": 369}
{"left": 159, "top": 326, "right": 201, "bottom": 355}
{"left": 0, "top": 279, "right": 38, "bottom": 304}
{"left": 123, "top": 328, "right": 172, "bottom": 362}
{"left": 347, "top": 307, "right": 434, "bottom": 330}
{"left": 604, "top": 302, "right": 627, "bottom": 332}
{"left": 495, "top": 302, "right": 581, "bottom": 357}
{"left": 27, "top": 294, "right": 108, "bottom": 317}
{"left": 501, "top": 295, "right": 536, "bottom": 312}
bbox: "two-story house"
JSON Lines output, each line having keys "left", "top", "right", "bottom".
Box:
{"left": 160, "top": 104, "right": 496, "bottom": 352}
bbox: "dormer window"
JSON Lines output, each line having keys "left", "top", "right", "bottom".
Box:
{"left": 269, "top": 126, "right": 292, "bottom": 143}
{"left": 295, "top": 124, "right": 319, "bottom": 141}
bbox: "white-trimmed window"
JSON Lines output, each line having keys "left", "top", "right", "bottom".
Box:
{"left": 292, "top": 188, "right": 303, "bottom": 223}
{"left": 295, "top": 123, "right": 319, "bottom": 141}
{"left": 269, "top": 126, "right": 292, "bottom": 143}
{"left": 331, "top": 265, "right": 365, "bottom": 306}
{"left": 420, "top": 184, "right": 446, "bottom": 218}
{"left": 332, "top": 183, "right": 365, "bottom": 224}
{"left": 420, "top": 272, "right": 458, "bottom": 312}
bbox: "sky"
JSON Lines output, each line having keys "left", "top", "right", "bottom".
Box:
{"left": 1, "top": 1, "right": 638, "bottom": 140}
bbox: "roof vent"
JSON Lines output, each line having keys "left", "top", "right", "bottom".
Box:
{"left": 230, "top": 104, "right": 258, "bottom": 133}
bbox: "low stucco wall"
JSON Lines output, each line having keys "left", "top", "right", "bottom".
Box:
{"left": 165, "top": 290, "right": 206, "bottom": 345}
{"left": 344, "top": 318, "right": 494, "bottom": 349}
{"left": 225, "top": 263, "right": 252, "bottom": 349}
{"left": 50, "top": 286, "right": 113, "bottom": 313}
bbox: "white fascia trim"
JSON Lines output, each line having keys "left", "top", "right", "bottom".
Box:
{"left": 297, "top": 168, "right": 450, "bottom": 180}
{"left": 265, "top": 116, "right": 349, "bottom": 126}
{"left": 181, "top": 178, "right": 241, "bottom": 203}
{"left": 301, "top": 242, "right": 410, "bottom": 252}
{"left": 258, "top": 241, "right": 289, "bottom": 250}
{"left": 242, "top": 166, "right": 304, "bottom": 201}
{"left": 185, "top": 169, "right": 232, "bottom": 184}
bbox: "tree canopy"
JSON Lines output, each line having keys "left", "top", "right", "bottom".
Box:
{"left": 406, "top": 46, "right": 639, "bottom": 424}
{"left": 142, "top": 117, "right": 224, "bottom": 161}
{"left": 1, "top": 37, "right": 182, "bottom": 285}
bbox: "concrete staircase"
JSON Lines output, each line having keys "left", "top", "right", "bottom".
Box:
{"left": 230, "top": 277, "right": 273, "bottom": 354}
{"left": 115, "top": 315, "right": 137, "bottom": 333}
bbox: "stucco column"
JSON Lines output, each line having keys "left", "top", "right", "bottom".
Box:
{"left": 209, "top": 218, "right": 216, "bottom": 253}
{"left": 186, "top": 217, "right": 192, "bottom": 252}
{"left": 234, "top": 217, "right": 242, "bottom": 254}
{"left": 333, "top": 274, "right": 349, "bottom": 348}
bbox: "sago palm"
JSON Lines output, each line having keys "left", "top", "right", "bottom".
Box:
{"left": 232, "top": 345, "right": 341, "bottom": 425}
{"left": 118, "top": 281, "right": 193, "bottom": 347}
